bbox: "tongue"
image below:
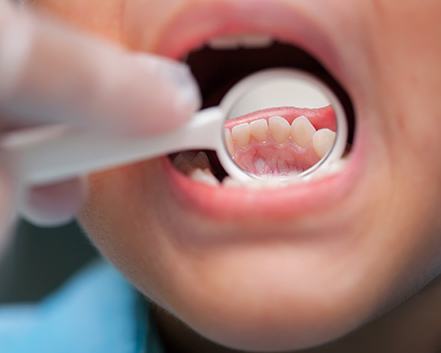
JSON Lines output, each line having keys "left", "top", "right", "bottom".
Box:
{"left": 225, "top": 106, "right": 336, "bottom": 176}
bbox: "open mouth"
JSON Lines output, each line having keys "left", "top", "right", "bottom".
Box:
{"left": 169, "top": 39, "right": 355, "bottom": 187}
{"left": 153, "top": 2, "right": 363, "bottom": 219}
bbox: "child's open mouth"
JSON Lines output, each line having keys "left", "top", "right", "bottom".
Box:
{"left": 153, "top": 1, "right": 364, "bottom": 220}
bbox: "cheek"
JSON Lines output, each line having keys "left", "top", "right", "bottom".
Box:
{"left": 79, "top": 161, "right": 190, "bottom": 307}
{"left": 46, "top": 0, "right": 441, "bottom": 348}
{"left": 341, "top": 0, "right": 441, "bottom": 290}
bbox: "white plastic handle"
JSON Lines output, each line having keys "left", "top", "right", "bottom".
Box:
{"left": 0, "top": 107, "right": 224, "bottom": 185}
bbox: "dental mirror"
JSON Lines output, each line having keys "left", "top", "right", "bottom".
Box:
{"left": 0, "top": 68, "right": 347, "bottom": 187}
{"left": 216, "top": 69, "right": 347, "bottom": 183}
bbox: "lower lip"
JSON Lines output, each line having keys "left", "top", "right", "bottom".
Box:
{"left": 162, "top": 132, "right": 364, "bottom": 221}
{"left": 154, "top": 1, "right": 339, "bottom": 73}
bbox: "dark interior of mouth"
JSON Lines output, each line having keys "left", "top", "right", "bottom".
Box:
{"left": 171, "top": 41, "right": 355, "bottom": 181}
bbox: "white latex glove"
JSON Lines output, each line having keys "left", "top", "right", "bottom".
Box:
{"left": 0, "top": 1, "right": 200, "bottom": 231}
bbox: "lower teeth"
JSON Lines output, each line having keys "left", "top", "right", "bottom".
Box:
{"left": 172, "top": 151, "right": 346, "bottom": 189}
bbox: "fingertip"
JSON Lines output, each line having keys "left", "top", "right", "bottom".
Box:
{"left": 19, "top": 177, "right": 87, "bottom": 227}
{"left": 119, "top": 55, "right": 201, "bottom": 135}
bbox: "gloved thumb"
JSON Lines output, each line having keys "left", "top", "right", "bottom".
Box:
{"left": 0, "top": 2, "right": 201, "bottom": 135}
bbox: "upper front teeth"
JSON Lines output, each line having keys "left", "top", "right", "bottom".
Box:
{"left": 291, "top": 116, "right": 316, "bottom": 148}
{"left": 269, "top": 116, "right": 291, "bottom": 143}
{"left": 249, "top": 119, "right": 268, "bottom": 142}
{"left": 227, "top": 115, "right": 333, "bottom": 159}
{"left": 241, "top": 35, "right": 273, "bottom": 48}
{"left": 232, "top": 123, "right": 251, "bottom": 147}
{"left": 312, "top": 128, "right": 336, "bottom": 159}
{"left": 208, "top": 34, "right": 273, "bottom": 49}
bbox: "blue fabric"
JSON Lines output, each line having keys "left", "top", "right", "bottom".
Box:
{"left": 0, "top": 261, "right": 163, "bottom": 353}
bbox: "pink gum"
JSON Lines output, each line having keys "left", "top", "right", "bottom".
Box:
{"left": 224, "top": 106, "right": 336, "bottom": 131}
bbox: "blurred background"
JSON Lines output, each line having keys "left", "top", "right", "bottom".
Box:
{"left": 0, "top": 221, "right": 98, "bottom": 304}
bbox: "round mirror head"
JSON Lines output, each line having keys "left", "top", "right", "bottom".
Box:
{"left": 219, "top": 69, "right": 347, "bottom": 182}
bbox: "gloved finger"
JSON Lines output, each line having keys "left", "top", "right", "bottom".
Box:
{"left": 0, "top": 2, "right": 201, "bottom": 136}
{"left": 18, "top": 177, "right": 87, "bottom": 227}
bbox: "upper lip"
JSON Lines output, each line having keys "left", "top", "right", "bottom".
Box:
{"left": 152, "top": 1, "right": 341, "bottom": 71}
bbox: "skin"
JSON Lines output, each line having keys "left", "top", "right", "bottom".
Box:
{"left": 29, "top": 0, "right": 441, "bottom": 352}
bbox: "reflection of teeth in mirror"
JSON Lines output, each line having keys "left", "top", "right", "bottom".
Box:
{"left": 224, "top": 129, "right": 234, "bottom": 154}
{"left": 189, "top": 168, "right": 220, "bottom": 186}
{"left": 291, "top": 116, "right": 316, "bottom": 148}
{"left": 226, "top": 115, "right": 329, "bottom": 155}
{"left": 313, "top": 129, "right": 336, "bottom": 159}
{"left": 232, "top": 123, "right": 251, "bottom": 147}
{"left": 269, "top": 116, "right": 291, "bottom": 143}
{"left": 249, "top": 119, "right": 268, "bottom": 142}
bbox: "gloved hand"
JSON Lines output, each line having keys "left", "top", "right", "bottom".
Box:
{"left": 0, "top": 1, "right": 200, "bottom": 233}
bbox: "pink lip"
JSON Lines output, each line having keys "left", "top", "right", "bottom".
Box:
{"left": 163, "top": 150, "right": 362, "bottom": 221}
{"left": 154, "top": 1, "right": 363, "bottom": 221}
{"left": 154, "top": 1, "right": 341, "bottom": 71}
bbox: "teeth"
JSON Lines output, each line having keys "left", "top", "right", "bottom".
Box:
{"left": 269, "top": 116, "right": 291, "bottom": 143}
{"left": 222, "top": 177, "right": 277, "bottom": 189}
{"left": 208, "top": 34, "right": 273, "bottom": 49}
{"left": 222, "top": 176, "right": 243, "bottom": 188}
{"left": 173, "top": 151, "right": 197, "bottom": 173}
{"left": 224, "top": 129, "right": 234, "bottom": 154}
{"left": 189, "top": 168, "right": 220, "bottom": 186}
{"left": 306, "top": 159, "right": 347, "bottom": 181}
{"left": 225, "top": 177, "right": 293, "bottom": 190}
{"left": 232, "top": 123, "right": 251, "bottom": 147}
{"left": 208, "top": 36, "right": 241, "bottom": 49}
{"left": 312, "top": 129, "right": 336, "bottom": 159}
{"left": 192, "top": 151, "right": 211, "bottom": 170}
{"left": 291, "top": 116, "right": 316, "bottom": 148}
{"left": 241, "top": 35, "right": 273, "bottom": 48}
{"left": 250, "top": 119, "right": 268, "bottom": 142}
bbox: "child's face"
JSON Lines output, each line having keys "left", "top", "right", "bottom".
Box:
{"left": 33, "top": 0, "right": 441, "bottom": 350}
